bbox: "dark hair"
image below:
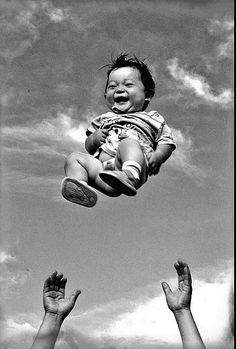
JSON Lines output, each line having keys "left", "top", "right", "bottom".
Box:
{"left": 104, "top": 53, "right": 155, "bottom": 110}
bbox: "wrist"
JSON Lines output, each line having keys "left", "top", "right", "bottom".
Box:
{"left": 44, "top": 311, "right": 65, "bottom": 325}
{"left": 172, "top": 307, "right": 191, "bottom": 317}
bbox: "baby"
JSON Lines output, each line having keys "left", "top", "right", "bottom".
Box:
{"left": 61, "top": 54, "right": 176, "bottom": 207}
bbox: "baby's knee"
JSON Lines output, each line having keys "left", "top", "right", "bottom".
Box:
{"left": 119, "top": 137, "right": 141, "bottom": 149}
{"left": 64, "top": 152, "right": 84, "bottom": 167}
{"left": 65, "top": 152, "right": 78, "bottom": 163}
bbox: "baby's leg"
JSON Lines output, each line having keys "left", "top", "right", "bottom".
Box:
{"left": 116, "top": 138, "right": 146, "bottom": 172}
{"left": 99, "top": 138, "right": 148, "bottom": 195}
{"left": 116, "top": 138, "right": 148, "bottom": 187}
{"left": 63, "top": 152, "right": 121, "bottom": 197}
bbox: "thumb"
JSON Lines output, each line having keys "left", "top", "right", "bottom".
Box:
{"left": 69, "top": 289, "right": 81, "bottom": 305}
{"left": 161, "top": 282, "right": 172, "bottom": 297}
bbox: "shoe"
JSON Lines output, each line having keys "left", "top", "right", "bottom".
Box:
{"left": 99, "top": 170, "right": 139, "bottom": 196}
{"left": 61, "top": 177, "right": 97, "bottom": 207}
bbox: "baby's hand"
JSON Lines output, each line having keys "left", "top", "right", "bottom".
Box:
{"left": 43, "top": 271, "right": 81, "bottom": 320}
{"left": 161, "top": 259, "right": 192, "bottom": 313}
{"left": 92, "top": 129, "right": 109, "bottom": 147}
{"left": 147, "top": 152, "right": 163, "bottom": 176}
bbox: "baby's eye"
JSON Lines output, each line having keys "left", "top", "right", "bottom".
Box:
{"left": 125, "top": 83, "right": 134, "bottom": 87}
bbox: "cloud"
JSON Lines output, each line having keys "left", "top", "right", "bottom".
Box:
{"left": 0, "top": 251, "right": 16, "bottom": 264}
{"left": 0, "top": 260, "right": 233, "bottom": 348}
{"left": 0, "top": 246, "right": 30, "bottom": 296}
{"left": 43, "top": 2, "right": 69, "bottom": 23}
{"left": 68, "top": 260, "right": 233, "bottom": 348}
{"left": 1, "top": 109, "right": 207, "bottom": 193}
{"left": 167, "top": 127, "right": 206, "bottom": 184}
{"left": 0, "top": 1, "right": 42, "bottom": 61}
{"left": 1, "top": 113, "right": 206, "bottom": 193}
{"left": 0, "top": 313, "right": 39, "bottom": 349}
{"left": 1, "top": 107, "right": 90, "bottom": 198}
{"left": 0, "top": 0, "right": 100, "bottom": 63}
{"left": 167, "top": 58, "right": 233, "bottom": 108}
{"left": 208, "top": 17, "right": 234, "bottom": 58}
{"left": 0, "top": 0, "right": 72, "bottom": 61}
{"left": 1, "top": 108, "right": 87, "bottom": 179}
{"left": 2, "top": 107, "right": 87, "bottom": 152}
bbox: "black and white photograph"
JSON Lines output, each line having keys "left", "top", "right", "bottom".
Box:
{"left": 0, "top": 0, "right": 234, "bottom": 348}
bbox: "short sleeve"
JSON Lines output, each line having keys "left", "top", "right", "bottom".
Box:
{"left": 156, "top": 123, "right": 176, "bottom": 149}
{"left": 86, "top": 115, "right": 103, "bottom": 136}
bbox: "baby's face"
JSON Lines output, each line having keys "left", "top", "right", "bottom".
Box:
{"left": 105, "top": 67, "right": 147, "bottom": 114}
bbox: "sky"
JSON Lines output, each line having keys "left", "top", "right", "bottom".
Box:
{"left": 0, "top": 0, "right": 234, "bottom": 348}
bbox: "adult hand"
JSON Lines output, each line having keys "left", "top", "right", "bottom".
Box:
{"left": 162, "top": 259, "right": 192, "bottom": 313}
{"left": 43, "top": 271, "right": 81, "bottom": 320}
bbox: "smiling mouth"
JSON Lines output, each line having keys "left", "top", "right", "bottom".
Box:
{"left": 114, "top": 96, "right": 129, "bottom": 103}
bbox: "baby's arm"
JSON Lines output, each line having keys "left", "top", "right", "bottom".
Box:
{"left": 148, "top": 122, "right": 175, "bottom": 176}
{"left": 85, "top": 129, "right": 109, "bottom": 155}
{"left": 148, "top": 144, "right": 174, "bottom": 176}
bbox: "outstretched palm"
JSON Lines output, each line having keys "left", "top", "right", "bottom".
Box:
{"left": 162, "top": 259, "right": 192, "bottom": 312}
{"left": 43, "top": 271, "right": 81, "bottom": 319}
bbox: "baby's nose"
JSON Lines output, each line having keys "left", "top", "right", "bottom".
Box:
{"left": 115, "top": 86, "right": 125, "bottom": 93}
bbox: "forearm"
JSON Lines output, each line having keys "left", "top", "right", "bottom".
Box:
{"left": 154, "top": 144, "right": 174, "bottom": 164}
{"left": 85, "top": 135, "right": 98, "bottom": 155}
{"left": 31, "top": 313, "right": 64, "bottom": 349}
{"left": 173, "top": 309, "right": 206, "bottom": 349}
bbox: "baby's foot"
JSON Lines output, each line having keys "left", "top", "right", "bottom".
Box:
{"left": 99, "top": 170, "right": 139, "bottom": 196}
{"left": 61, "top": 177, "right": 97, "bottom": 207}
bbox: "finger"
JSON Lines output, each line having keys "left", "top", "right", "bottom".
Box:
{"left": 44, "top": 271, "right": 57, "bottom": 290}
{"left": 183, "top": 265, "right": 192, "bottom": 286}
{"left": 43, "top": 276, "right": 52, "bottom": 291}
{"left": 55, "top": 272, "right": 64, "bottom": 281}
{"left": 174, "top": 263, "right": 185, "bottom": 286}
{"left": 161, "top": 282, "right": 172, "bottom": 296}
{"left": 50, "top": 271, "right": 59, "bottom": 285}
{"left": 177, "top": 258, "right": 188, "bottom": 268}
{"left": 50, "top": 270, "right": 58, "bottom": 280}
{"left": 60, "top": 277, "right": 67, "bottom": 289}
{"left": 53, "top": 273, "right": 63, "bottom": 287}
{"left": 59, "top": 278, "right": 67, "bottom": 293}
{"left": 148, "top": 165, "right": 154, "bottom": 175}
{"left": 174, "top": 259, "right": 186, "bottom": 271}
{"left": 176, "top": 259, "right": 192, "bottom": 284}
{"left": 174, "top": 262, "right": 182, "bottom": 276}
{"left": 69, "top": 289, "right": 81, "bottom": 305}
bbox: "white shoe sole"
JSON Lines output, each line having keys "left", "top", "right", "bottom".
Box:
{"left": 61, "top": 178, "right": 97, "bottom": 207}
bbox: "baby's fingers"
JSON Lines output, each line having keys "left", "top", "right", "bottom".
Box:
{"left": 149, "top": 165, "right": 159, "bottom": 176}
